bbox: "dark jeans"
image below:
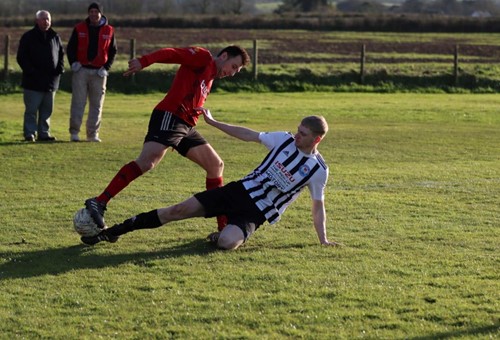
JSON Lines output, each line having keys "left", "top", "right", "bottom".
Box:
{"left": 23, "top": 89, "right": 55, "bottom": 138}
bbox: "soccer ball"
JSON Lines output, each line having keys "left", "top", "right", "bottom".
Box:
{"left": 73, "top": 208, "right": 101, "bottom": 237}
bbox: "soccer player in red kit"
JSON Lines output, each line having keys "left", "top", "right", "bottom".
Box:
{"left": 84, "top": 45, "right": 250, "bottom": 233}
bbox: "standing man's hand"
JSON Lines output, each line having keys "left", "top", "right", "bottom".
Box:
{"left": 71, "top": 62, "right": 82, "bottom": 72}
{"left": 123, "top": 59, "right": 142, "bottom": 76}
{"left": 97, "top": 67, "right": 108, "bottom": 78}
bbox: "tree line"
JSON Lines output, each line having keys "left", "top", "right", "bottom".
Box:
{"left": 0, "top": 0, "right": 498, "bottom": 17}
{"left": 1, "top": 0, "right": 257, "bottom": 16}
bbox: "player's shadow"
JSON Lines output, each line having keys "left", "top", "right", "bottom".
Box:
{"left": 0, "top": 239, "right": 217, "bottom": 280}
{"left": 408, "top": 324, "right": 499, "bottom": 339}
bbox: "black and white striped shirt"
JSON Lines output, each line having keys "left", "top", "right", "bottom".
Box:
{"left": 241, "top": 131, "right": 329, "bottom": 224}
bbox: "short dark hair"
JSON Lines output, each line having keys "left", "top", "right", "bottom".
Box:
{"left": 217, "top": 45, "right": 251, "bottom": 67}
{"left": 301, "top": 116, "right": 329, "bottom": 137}
{"left": 88, "top": 2, "right": 102, "bottom": 13}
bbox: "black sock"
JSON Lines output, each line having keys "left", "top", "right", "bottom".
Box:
{"left": 107, "top": 210, "right": 161, "bottom": 236}
{"left": 132, "top": 210, "right": 162, "bottom": 229}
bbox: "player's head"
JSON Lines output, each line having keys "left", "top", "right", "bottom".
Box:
{"left": 215, "top": 45, "right": 250, "bottom": 79}
{"left": 301, "top": 116, "right": 329, "bottom": 138}
{"left": 217, "top": 45, "right": 251, "bottom": 67}
{"left": 35, "top": 10, "right": 51, "bottom": 31}
{"left": 294, "top": 116, "right": 329, "bottom": 153}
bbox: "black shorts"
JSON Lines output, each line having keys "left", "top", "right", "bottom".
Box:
{"left": 144, "top": 109, "right": 207, "bottom": 156}
{"left": 194, "top": 181, "right": 267, "bottom": 240}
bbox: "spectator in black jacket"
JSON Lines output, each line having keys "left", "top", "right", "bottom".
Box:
{"left": 16, "top": 10, "right": 64, "bottom": 142}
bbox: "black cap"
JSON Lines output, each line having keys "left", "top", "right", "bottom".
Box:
{"left": 88, "top": 2, "right": 102, "bottom": 13}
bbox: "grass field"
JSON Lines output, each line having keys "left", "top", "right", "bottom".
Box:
{"left": 0, "top": 92, "right": 498, "bottom": 338}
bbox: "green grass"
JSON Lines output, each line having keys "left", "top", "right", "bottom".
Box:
{"left": 0, "top": 92, "right": 498, "bottom": 338}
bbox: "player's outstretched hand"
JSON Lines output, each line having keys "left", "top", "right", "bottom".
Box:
{"left": 123, "top": 59, "right": 142, "bottom": 76}
{"left": 197, "top": 107, "right": 216, "bottom": 125}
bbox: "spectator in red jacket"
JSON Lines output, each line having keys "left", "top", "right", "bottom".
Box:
{"left": 66, "top": 2, "right": 117, "bottom": 142}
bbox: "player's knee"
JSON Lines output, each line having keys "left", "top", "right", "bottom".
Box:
{"left": 217, "top": 225, "right": 244, "bottom": 250}
{"left": 137, "top": 150, "right": 165, "bottom": 173}
{"left": 207, "top": 158, "right": 224, "bottom": 175}
{"left": 217, "top": 235, "right": 242, "bottom": 250}
{"left": 136, "top": 159, "right": 155, "bottom": 173}
{"left": 145, "top": 161, "right": 157, "bottom": 171}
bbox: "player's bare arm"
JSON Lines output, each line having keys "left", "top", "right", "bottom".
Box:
{"left": 312, "top": 199, "right": 342, "bottom": 247}
{"left": 199, "top": 108, "right": 260, "bottom": 142}
{"left": 123, "top": 58, "right": 143, "bottom": 76}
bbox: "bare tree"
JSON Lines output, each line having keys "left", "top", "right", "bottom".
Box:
{"left": 276, "top": 0, "right": 330, "bottom": 13}
{"left": 214, "top": 0, "right": 256, "bottom": 14}
{"left": 181, "top": 0, "right": 213, "bottom": 14}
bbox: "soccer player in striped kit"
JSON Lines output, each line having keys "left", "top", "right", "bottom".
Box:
{"left": 84, "top": 45, "right": 250, "bottom": 233}
{"left": 82, "top": 111, "right": 341, "bottom": 249}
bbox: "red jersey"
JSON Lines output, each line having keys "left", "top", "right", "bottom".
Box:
{"left": 75, "top": 21, "right": 114, "bottom": 67}
{"left": 138, "top": 47, "right": 217, "bottom": 126}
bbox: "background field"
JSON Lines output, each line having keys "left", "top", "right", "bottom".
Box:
{"left": 0, "top": 92, "right": 498, "bottom": 338}
{"left": 3, "top": 28, "right": 500, "bottom": 92}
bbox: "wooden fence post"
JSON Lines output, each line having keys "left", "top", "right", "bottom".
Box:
{"left": 3, "top": 35, "right": 9, "bottom": 80}
{"left": 360, "top": 44, "right": 366, "bottom": 85}
{"left": 453, "top": 44, "right": 459, "bottom": 86}
{"left": 252, "top": 39, "right": 258, "bottom": 81}
{"left": 130, "top": 38, "right": 136, "bottom": 83}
